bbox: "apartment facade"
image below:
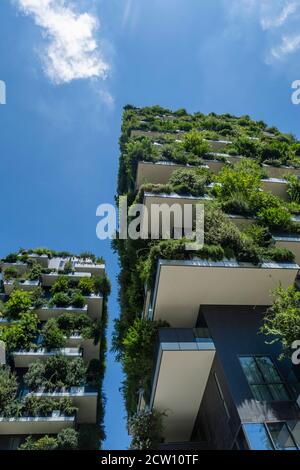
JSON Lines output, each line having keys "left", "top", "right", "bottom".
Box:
{"left": 0, "top": 249, "right": 109, "bottom": 450}
{"left": 116, "top": 105, "right": 300, "bottom": 450}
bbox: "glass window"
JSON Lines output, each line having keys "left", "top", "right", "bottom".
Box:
{"left": 239, "top": 356, "right": 290, "bottom": 402}
{"left": 287, "top": 421, "right": 300, "bottom": 447}
{"left": 267, "top": 423, "right": 297, "bottom": 451}
{"left": 239, "top": 357, "right": 263, "bottom": 384}
{"left": 256, "top": 356, "right": 281, "bottom": 383}
{"left": 244, "top": 423, "right": 274, "bottom": 450}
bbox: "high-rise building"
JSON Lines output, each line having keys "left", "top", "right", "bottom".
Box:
{"left": 0, "top": 249, "right": 109, "bottom": 450}
{"left": 115, "top": 105, "right": 300, "bottom": 450}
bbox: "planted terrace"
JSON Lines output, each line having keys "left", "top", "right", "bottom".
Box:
{"left": 115, "top": 106, "right": 300, "bottom": 448}
{"left": 0, "top": 249, "right": 110, "bottom": 450}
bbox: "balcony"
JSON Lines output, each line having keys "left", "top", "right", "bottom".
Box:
{"left": 12, "top": 348, "right": 82, "bottom": 368}
{"left": 1, "top": 262, "right": 27, "bottom": 275}
{"left": 74, "top": 262, "right": 105, "bottom": 277}
{"left": 261, "top": 178, "right": 289, "bottom": 201}
{"left": 150, "top": 328, "right": 215, "bottom": 443}
{"left": 273, "top": 234, "right": 300, "bottom": 265}
{"left": 34, "top": 305, "right": 88, "bottom": 321}
{"left": 41, "top": 271, "right": 91, "bottom": 287}
{"left": 3, "top": 279, "right": 40, "bottom": 296}
{"left": 28, "top": 387, "right": 98, "bottom": 424}
{"left": 262, "top": 163, "right": 300, "bottom": 179}
{"left": 65, "top": 337, "right": 99, "bottom": 362}
{"left": 136, "top": 160, "right": 225, "bottom": 189}
{"left": 27, "top": 253, "right": 49, "bottom": 268}
{"left": 205, "top": 139, "right": 232, "bottom": 152}
{"left": 0, "top": 415, "right": 75, "bottom": 435}
{"left": 85, "top": 294, "right": 103, "bottom": 319}
{"left": 141, "top": 192, "right": 211, "bottom": 238}
{"left": 148, "top": 258, "right": 299, "bottom": 327}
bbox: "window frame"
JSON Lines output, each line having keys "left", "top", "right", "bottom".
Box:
{"left": 238, "top": 354, "right": 292, "bottom": 403}
{"left": 242, "top": 421, "right": 300, "bottom": 451}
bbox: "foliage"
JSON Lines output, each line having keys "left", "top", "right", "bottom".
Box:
{"left": 0, "top": 367, "right": 18, "bottom": 414}
{"left": 257, "top": 206, "right": 291, "bottom": 231}
{"left": 287, "top": 175, "right": 300, "bottom": 204}
{"left": 168, "top": 167, "right": 210, "bottom": 196}
{"left": 0, "top": 312, "right": 39, "bottom": 351}
{"left": 50, "top": 291, "right": 70, "bottom": 307}
{"left": 42, "top": 318, "right": 66, "bottom": 350}
{"left": 78, "top": 277, "right": 95, "bottom": 295}
{"left": 129, "top": 410, "right": 164, "bottom": 450}
{"left": 25, "top": 355, "right": 87, "bottom": 391}
{"left": 181, "top": 130, "right": 210, "bottom": 158}
{"left": 27, "top": 261, "right": 42, "bottom": 281}
{"left": 50, "top": 276, "right": 70, "bottom": 294}
{"left": 261, "top": 286, "right": 300, "bottom": 359}
{"left": 56, "top": 428, "right": 79, "bottom": 449}
{"left": 3, "top": 266, "right": 19, "bottom": 280}
{"left": 121, "top": 319, "right": 168, "bottom": 415}
{"left": 5, "top": 290, "right": 32, "bottom": 319}
{"left": 20, "top": 435, "right": 58, "bottom": 450}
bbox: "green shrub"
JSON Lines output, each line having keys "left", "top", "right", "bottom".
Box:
{"left": 78, "top": 277, "right": 95, "bottom": 296}
{"left": 129, "top": 410, "right": 164, "bottom": 450}
{"left": 2, "top": 253, "right": 18, "bottom": 263}
{"left": 27, "top": 261, "right": 42, "bottom": 281}
{"left": 257, "top": 206, "right": 291, "bottom": 231}
{"left": 182, "top": 130, "right": 210, "bottom": 157}
{"left": 50, "top": 276, "right": 70, "bottom": 294}
{"left": 20, "top": 435, "right": 58, "bottom": 450}
{"left": 168, "top": 168, "right": 209, "bottom": 196}
{"left": 3, "top": 266, "right": 19, "bottom": 280}
{"left": 229, "top": 135, "right": 262, "bottom": 160}
{"left": 25, "top": 355, "right": 87, "bottom": 391}
{"left": 56, "top": 428, "right": 79, "bottom": 449}
{"left": 263, "top": 248, "right": 295, "bottom": 263}
{"left": 122, "top": 319, "right": 168, "bottom": 415}
{"left": 261, "top": 286, "right": 300, "bottom": 359}
{"left": 94, "top": 275, "right": 111, "bottom": 296}
{"left": 0, "top": 367, "right": 18, "bottom": 414}
{"left": 5, "top": 290, "right": 32, "bottom": 319}
{"left": 287, "top": 175, "right": 300, "bottom": 204}
{"left": 43, "top": 318, "right": 66, "bottom": 350}
{"left": 70, "top": 291, "right": 86, "bottom": 308}
{"left": 0, "top": 312, "right": 39, "bottom": 351}
{"left": 50, "top": 291, "right": 70, "bottom": 308}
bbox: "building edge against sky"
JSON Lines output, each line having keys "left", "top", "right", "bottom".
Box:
{"left": 0, "top": 249, "right": 110, "bottom": 450}
{"left": 114, "top": 105, "right": 300, "bottom": 450}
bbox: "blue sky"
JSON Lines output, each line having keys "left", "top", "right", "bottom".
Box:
{"left": 1, "top": 0, "right": 300, "bottom": 450}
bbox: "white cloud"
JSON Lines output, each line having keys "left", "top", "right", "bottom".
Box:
{"left": 227, "top": 0, "right": 300, "bottom": 61}
{"left": 13, "top": 0, "right": 109, "bottom": 84}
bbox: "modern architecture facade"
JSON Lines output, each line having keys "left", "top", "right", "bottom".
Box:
{"left": 115, "top": 105, "right": 300, "bottom": 450}
{"left": 0, "top": 249, "right": 109, "bottom": 450}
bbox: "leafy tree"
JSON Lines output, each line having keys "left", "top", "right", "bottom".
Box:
{"left": 257, "top": 206, "right": 291, "bottom": 231}
{"left": 0, "top": 312, "right": 38, "bottom": 351}
{"left": 94, "top": 275, "right": 111, "bottom": 296}
{"left": 122, "top": 319, "right": 168, "bottom": 415}
{"left": 261, "top": 286, "right": 300, "bottom": 359}
{"left": 129, "top": 410, "right": 164, "bottom": 450}
{"left": 182, "top": 130, "right": 210, "bottom": 157}
{"left": 50, "top": 276, "right": 70, "bottom": 294}
{"left": 0, "top": 367, "right": 18, "bottom": 413}
{"left": 43, "top": 318, "right": 66, "bottom": 350}
{"left": 50, "top": 291, "right": 70, "bottom": 308}
{"left": 56, "top": 428, "right": 79, "bottom": 450}
{"left": 5, "top": 290, "right": 32, "bottom": 319}
{"left": 78, "top": 277, "right": 95, "bottom": 296}
{"left": 19, "top": 435, "right": 58, "bottom": 450}
{"left": 70, "top": 290, "right": 85, "bottom": 308}
{"left": 3, "top": 266, "right": 19, "bottom": 280}
{"left": 27, "top": 261, "right": 42, "bottom": 281}
{"left": 168, "top": 167, "right": 209, "bottom": 196}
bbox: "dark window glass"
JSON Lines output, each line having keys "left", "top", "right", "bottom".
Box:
{"left": 287, "top": 421, "right": 300, "bottom": 447}
{"left": 244, "top": 423, "right": 274, "bottom": 450}
{"left": 267, "top": 423, "right": 297, "bottom": 451}
{"left": 239, "top": 356, "right": 290, "bottom": 402}
{"left": 240, "top": 357, "right": 263, "bottom": 384}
